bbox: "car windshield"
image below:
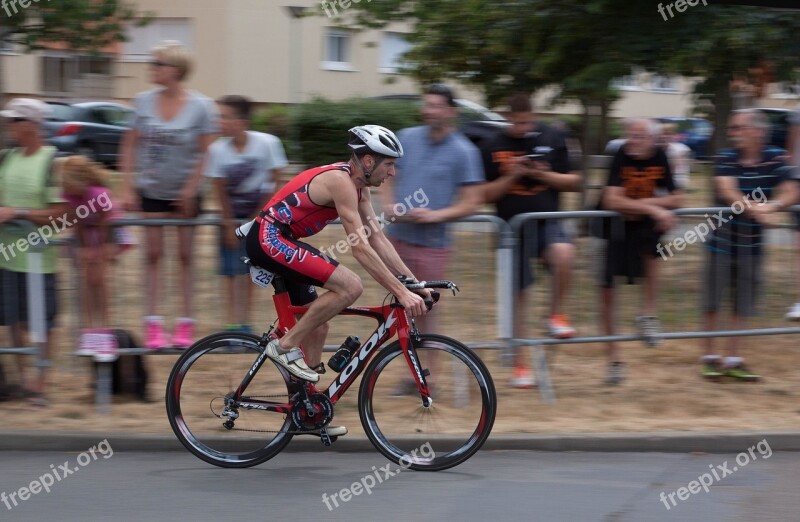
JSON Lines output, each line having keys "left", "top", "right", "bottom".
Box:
{"left": 47, "top": 104, "right": 77, "bottom": 122}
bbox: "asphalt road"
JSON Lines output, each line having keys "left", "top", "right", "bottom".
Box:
{"left": 0, "top": 450, "right": 797, "bottom": 522}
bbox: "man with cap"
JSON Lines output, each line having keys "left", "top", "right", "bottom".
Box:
{"left": 0, "top": 98, "right": 67, "bottom": 406}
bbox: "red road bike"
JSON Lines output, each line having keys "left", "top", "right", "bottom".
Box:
{"left": 166, "top": 273, "right": 497, "bottom": 471}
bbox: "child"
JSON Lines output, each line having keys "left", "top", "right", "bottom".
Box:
{"left": 62, "top": 156, "right": 134, "bottom": 360}
{"left": 205, "top": 95, "right": 287, "bottom": 333}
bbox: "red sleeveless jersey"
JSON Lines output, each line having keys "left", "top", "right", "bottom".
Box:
{"left": 261, "top": 162, "right": 360, "bottom": 238}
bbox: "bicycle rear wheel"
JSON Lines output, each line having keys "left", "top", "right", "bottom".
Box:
{"left": 165, "top": 332, "right": 294, "bottom": 468}
{"left": 359, "top": 334, "right": 496, "bottom": 471}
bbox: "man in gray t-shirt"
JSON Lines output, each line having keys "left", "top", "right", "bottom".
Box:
{"left": 382, "top": 84, "right": 484, "bottom": 344}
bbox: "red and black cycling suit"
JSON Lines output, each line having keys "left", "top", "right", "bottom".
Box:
{"left": 245, "top": 162, "right": 361, "bottom": 305}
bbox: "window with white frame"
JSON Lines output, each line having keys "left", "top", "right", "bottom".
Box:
{"left": 322, "top": 29, "right": 354, "bottom": 71}
{"left": 611, "top": 68, "right": 642, "bottom": 91}
{"left": 123, "top": 19, "right": 193, "bottom": 62}
{"left": 41, "top": 54, "right": 113, "bottom": 97}
{"left": 379, "top": 32, "right": 411, "bottom": 73}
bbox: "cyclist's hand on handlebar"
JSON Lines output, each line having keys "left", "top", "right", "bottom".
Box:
{"left": 398, "top": 289, "right": 427, "bottom": 317}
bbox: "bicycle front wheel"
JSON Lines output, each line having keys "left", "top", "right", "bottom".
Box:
{"left": 165, "top": 332, "right": 294, "bottom": 468}
{"left": 359, "top": 334, "right": 496, "bottom": 471}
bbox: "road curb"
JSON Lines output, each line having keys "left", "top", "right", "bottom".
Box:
{"left": 1, "top": 430, "right": 798, "bottom": 453}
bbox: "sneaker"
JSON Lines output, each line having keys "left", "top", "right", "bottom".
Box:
{"left": 510, "top": 366, "right": 536, "bottom": 389}
{"left": 723, "top": 364, "right": 761, "bottom": 382}
{"left": 786, "top": 303, "right": 800, "bottom": 321}
{"left": 548, "top": 314, "right": 576, "bottom": 339}
{"left": 145, "top": 317, "right": 169, "bottom": 350}
{"left": 171, "top": 318, "right": 195, "bottom": 349}
{"left": 635, "top": 316, "right": 663, "bottom": 347}
{"left": 298, "top": 425, "right": 348, "bottom": 437}
{"left": 264, "top": 339, "right": 319, "bottom": 382}
{"left": 701, "top": 358, "right": 724, "bottom": 381}
{"left": 605, "top": 361, "right": 625, "bottom": 385}
{"left": 326, "top": 426, "right": 347, "bottom": 437}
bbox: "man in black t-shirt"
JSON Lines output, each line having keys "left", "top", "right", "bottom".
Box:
{"left": 481, "top": 94, "right": 582, "bottom": 388}
{"left": 601, "top": 118, "right": 684, "bottom": 385}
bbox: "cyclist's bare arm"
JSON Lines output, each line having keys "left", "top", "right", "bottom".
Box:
{"left": 357, "top": 189, "right": 415, "bottom": 277}
{"left": 322, "top": 171, "right": 427, "bottom": 316}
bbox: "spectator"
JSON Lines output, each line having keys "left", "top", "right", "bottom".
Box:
{"left": 784, "top": 109, "right": 800, "bottom": 321}
{"left": 381, "top": 84, "right": 484, "bottom": 393}
{"left": 481, "top": 94, "right": 581, "bottom": 388}
{"left": 63, "top": 156, "right": 134, "bottom": 359}
{"left": 0, "top": 98, "right": 68, "bottom": 406}
{"left": 205, "top": 95, "right": 287, "bottom": 333}
{"left": 120, "top": 41, "right": 218, "bottom": 349}
{"left": 660, "top": 123, "right": 692, "bottom": 191}
{"left": 701, "top": 109, "right": 798, "bottom": 382}
{"left": 600, "top": 118, "right": 684, "bottom": 385}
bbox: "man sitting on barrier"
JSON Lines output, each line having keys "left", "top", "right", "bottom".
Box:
{"left": 701, "top": 109, "right": 799, "bottom": 382}
{"left": 601, "top": 118, "right": 684, "bottom": 385}
{"left": 481, "top": 93, "right": 582, "bottom": 388}
{"left": 240, "top": 125, "right": 431, "bottom": 434}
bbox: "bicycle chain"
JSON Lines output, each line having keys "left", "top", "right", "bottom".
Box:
{"left": 214, "top": 394, "right": 330, "bottom": 435}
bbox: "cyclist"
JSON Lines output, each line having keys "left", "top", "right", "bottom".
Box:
{"left": 243, "top": 125, "right": 431, "bottom": 394}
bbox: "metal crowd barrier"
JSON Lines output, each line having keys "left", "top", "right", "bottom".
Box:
{"left": 69, "top": 213, "right": 513, "bottom": 413}
{"left": 509, "top": 207, "right": 800, "bottom": 403}
{"left": 31, "top": 203, "right": 800, "bottom": 411}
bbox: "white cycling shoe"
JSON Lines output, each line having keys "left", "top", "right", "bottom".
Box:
{"left": 326, "top": 426, "right": 348, "bottom": 437}
{"left": 264, "top": 339, "right": 320, "bottom": 383}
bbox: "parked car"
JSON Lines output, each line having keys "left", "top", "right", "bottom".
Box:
{"left": 368, "top": 94, "right": 509, "bottom": 148}
{"left": 656, "top": 117, "right": 714, "bottom": 159}
{"left": 44, "top": 101, "right": 133, "bottom": 166}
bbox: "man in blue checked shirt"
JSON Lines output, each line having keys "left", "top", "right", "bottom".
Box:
{"left": 701, "top": 109, "right": 799, "bottom": 382}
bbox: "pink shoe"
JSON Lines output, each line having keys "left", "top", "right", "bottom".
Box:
{"left": 171, "top": 318, "right": 195, "bottom": 349}
{"left": 145, "top": 317, "right": 169, "bottom": 350}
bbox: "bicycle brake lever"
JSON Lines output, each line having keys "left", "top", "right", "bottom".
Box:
{"left": 423, "top": 291, "right": 440, "bottom": 311}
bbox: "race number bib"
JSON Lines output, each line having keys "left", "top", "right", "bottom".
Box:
{"left": 249, "top": 265, "right": 275, "bottom": 288}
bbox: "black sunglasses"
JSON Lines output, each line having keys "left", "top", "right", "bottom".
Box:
{"left": 149, "top": 60, "right": 176, "bottom": 68}
{"left": 10, "top": 117, "right": 28, "bottom": 123}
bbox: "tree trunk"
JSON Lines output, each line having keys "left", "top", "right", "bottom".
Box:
{"left": 712, "top": 81, "right": 732, "bottom": 156}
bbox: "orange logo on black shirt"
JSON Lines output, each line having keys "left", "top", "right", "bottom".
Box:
{"left": 621, "top": 166, "right": 665, "bottom": 199}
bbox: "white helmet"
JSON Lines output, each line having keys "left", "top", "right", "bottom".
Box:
{"left": 348, "top": 125, "right": 404, "bottom": 158}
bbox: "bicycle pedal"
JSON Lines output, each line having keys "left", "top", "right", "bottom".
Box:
{"left": 319, "top": 428, "right": 333, "bottom": 446}
{"left": 312, "top": 363, "right": 326, "bottom": 375}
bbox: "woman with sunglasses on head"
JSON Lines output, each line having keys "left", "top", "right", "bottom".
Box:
{"left": 119, "top": 40, "right": 218, "bottom": 350}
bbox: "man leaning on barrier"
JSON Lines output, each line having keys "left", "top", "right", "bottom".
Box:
{"left": 701, "top": 109, "right": 799, "bottom": 382}
{"left": 0, "top": 98, "right": 68, "bottom": 407}
{"left": 600, "top": 118, "right": 684, "bottom": 385}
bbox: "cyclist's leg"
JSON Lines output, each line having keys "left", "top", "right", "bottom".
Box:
{"left": 279, "top": 264, "right": 362, "bottom": 351}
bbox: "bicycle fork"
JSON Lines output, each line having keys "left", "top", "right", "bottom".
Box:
{"left": 405, "top": 320, "right": 433, "bottom": 408}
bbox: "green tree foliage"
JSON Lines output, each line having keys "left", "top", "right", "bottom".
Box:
{"left": 0, "top": 0, "right": 148, "bottom": 52}
{"left": 342, "top": 1, "right": 800, "bottom": 153}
